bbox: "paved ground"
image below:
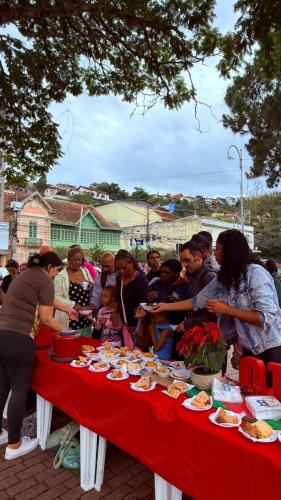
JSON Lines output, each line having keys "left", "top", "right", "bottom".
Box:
{"left": 0, "top": 406, "right": 192, "bottom": 500}
{"left": 0, "top": 357, "right": 238, "bottom": 500}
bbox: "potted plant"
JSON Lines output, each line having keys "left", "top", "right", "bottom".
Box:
{"left": 176, "top": 322, "right": 227, "bottom": 390}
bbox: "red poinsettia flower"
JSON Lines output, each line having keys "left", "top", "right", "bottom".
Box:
{"left": 176, "top": 322, "right": 226, "bottom": 372}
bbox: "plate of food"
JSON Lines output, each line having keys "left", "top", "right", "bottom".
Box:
{"left": 113, "top": 359, "right": 129, "bottom": 368}
{"left": 84, "top": 352, "right": 100, "bottom": 361}
{"left": 239, "top": 421, "right": 278, "bottom": 443}
{"left": 130, "top": 375, "right": 157, "bottom": 392}
{"left": 162, "top": 381, "right": 189, "bottom": 399}
{"left": 170, "top": 369, "right": 190, "bottom": 380}
{"left": 139, "top": 302, "right": 156, "bottom": 312}
{"left": 182, "top": 391, "right": 213, "bottom": 411}
{"left": 101, "top": 352, "right": 117, "bottom": 361}
{"left": 106, "top": 369, "right": 129, "bottom": 381}
{"left": 209, "top": 408, "right": 242, "bottom": 428}
{"left": 81, "top": 344, "right": 95, "bottom": 353}
{"left": 143, "top": 361, "right": 157, "bottom": 371}
{"left": 127, "top": 363, "right": 144, "bottom": 375}
{"left": 79, "top": 310, "right": 93, "bottom": 316}
{"left": 89, "top": 361, "right": 110, "bottom": 372}
{"left": 70, "top": 356, "right": 91, "bottom": 368}
{"left": 154, "top": 364, "right": 171, "bottom": 378}
{"left": 128, "top": 352, "right": 142, "bottom": 362}
{"left": 142, "top": 352, "right": 156, "bottom": 361}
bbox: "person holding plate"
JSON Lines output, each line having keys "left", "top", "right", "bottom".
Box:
{"left": 54, "top": 247, "right": 94, "bottom": 337}
{"left": 153, "top": 229, "right": 281, "bottom": 386}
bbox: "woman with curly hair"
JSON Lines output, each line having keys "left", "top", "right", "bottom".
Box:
{"left": 153, "top": 230, "right": 281, "bottom": 384}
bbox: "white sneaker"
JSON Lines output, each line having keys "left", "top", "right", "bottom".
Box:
{"left": 0, "top": 428, "right": 8, "bottom": 445}
{"left": 5, "top": 437, "right": 38, "bottom": 460}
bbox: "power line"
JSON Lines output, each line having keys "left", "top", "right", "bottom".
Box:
{"left": 117, "top": 167, "right": 240, "bottom": 183}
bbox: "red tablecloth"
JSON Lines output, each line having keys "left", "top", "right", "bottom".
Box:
{"left": 32, "top": 340, "right": 281, "bottom": 500}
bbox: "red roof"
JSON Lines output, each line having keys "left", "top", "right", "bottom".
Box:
{"left": 46, "top": 198, "right": 120, "bottom": 230}
{"left": 154, "top": 210, "right": 178, "bottom": 221}
{"left": 4, "top": 191, "right": 27, "bottom": 210}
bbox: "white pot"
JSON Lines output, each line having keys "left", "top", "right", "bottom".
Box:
{"left": 190, "top": 366, "right": 222, "bottom": 391}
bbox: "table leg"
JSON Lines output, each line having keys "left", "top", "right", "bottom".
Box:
{"left": 80, "top": 426, "right": 98, "bottom": 491}
{"left": 80, "top": 427, "right": 107, "bottom": 492}
{"left": 154, "top": 473, "right": 182, "bottom": 500}
{"left": 36, "top": 394, "right": 53, "bottom": 450}
{"left": 95, "top": 436, "right": 107, "bottom": 491}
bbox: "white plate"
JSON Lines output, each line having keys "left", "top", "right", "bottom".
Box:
{"left": 170, "top": 369, "right": 190, "bottom": 380}
{"left": 83, "top": 352, "right": 100, "bottom": 361}
{"left": 238, "top": 426, "right": 278, "bottom": 443}
{"left": 100, "top": 354, "right": 118, "bottom": 363}
{"left": 139, "top": 302, "right": 156, "bottom": 312}
{"left": 162, "top": 383, "right": 190, "bottom": 399}
{"left": 70, "top": 359, "right": 91, "bottom": 368}
{"left": 209, "top": 408, "right": 242, "bottom": 428}
{"left": 154, "top": 366, "right": 171, "bottom": 378}
{"left": 79, "top": 310, "right": 93, "bottom": 316}
{"left": 106, "top": 372, "right": 129, "bottom": 381}
{"left": 130, "top": 381, "right": 157, "bottom": 392}
{"left": 142, "top": 353, "right": 156, "bottom": 362}
{"left": 128, "top": 366, "right": 144, "bottom": 375}
{"left": 182, "top": 395, "right": 213, "bottom": 411}
{"left": 89, "top": 363, "right": 110, "bottom": 373}
{"left": 278, "top": 431, "right": 281, "bottom": 443}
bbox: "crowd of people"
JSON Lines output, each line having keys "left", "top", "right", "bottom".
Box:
{"left": 1, "top": 228, "right": 281, "bottom": 460}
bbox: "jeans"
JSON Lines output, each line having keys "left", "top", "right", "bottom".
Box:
{"left": 0, "top": 330, "right": 35, "bottom": 444}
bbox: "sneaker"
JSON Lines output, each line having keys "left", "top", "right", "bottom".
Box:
{"left": 5, "top": 437, "right": 38, "bottom": 460}
{"left": 0, "top": 429, "right": 8, "bottom": 445}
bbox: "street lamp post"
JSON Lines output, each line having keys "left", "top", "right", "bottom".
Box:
{"left": 227, "top": 145, "right": 244, "bottom": 234}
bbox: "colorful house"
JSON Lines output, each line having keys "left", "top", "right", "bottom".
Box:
{"left": 46, "top": 198, "right": 120, "bottom": 251}
{"left": 4, "top": 191, "right": 121, "bottom": 262}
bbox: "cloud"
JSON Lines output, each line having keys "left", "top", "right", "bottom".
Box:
{"left": 47, "top": 1, "right": 258, "bottom": 198}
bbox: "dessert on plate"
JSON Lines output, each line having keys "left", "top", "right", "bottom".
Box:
{"left": 111, "top": 369, "right": 124, "bottom": 379}
{"left": 136, "top": 376, "right": 152, "bottom": 390}
{"left": 116, "top": 360, "right": 128, "bottom": 366}
{"left": 142, "top": 352, "right": 154, "bottom": 359}
{"left": 216, "top": 408, "right": 238, "bottom": 425}
{"left": 127, "top": 363, "right": 142, "bottom": 371}
{"left": 92, "top": 361, "right": 108, "bottom": 370}
{"left": 242, "top": 420, "right": 273, "bottom": 439}
{"left": 145, "top": 361, "right": 157, "bottom": 369}
{"left": 167, "top": 381, "right": 187, "bottom": 398}
{"left": 191, "top": 391, "right": 211, "bottom": 408}
{"left": 81, "top": 345, "right": 94, "bottom": 353}
{"left": 156, "top": 365, "right": 170, "bottom": 374}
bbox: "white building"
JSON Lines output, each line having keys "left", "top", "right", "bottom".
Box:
{"left": 121, "top": 216, "right": 255, "bottom": 251}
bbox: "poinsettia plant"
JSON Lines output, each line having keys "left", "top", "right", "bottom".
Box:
{"left": 176, "top": 322, "right": 227, "bottom": 374}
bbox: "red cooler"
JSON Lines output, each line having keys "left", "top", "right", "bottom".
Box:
{"left": 50, "top": 331, "right": 81, "bottom": 363}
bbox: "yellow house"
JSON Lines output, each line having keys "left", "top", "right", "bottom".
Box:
{"left": 96, "top": 201, "right": 164, "bottom": 227}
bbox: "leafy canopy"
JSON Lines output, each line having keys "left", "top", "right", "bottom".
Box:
{"left": 223, "top": 1, "right": 281, "bottom": 187}
{"left": 0, "top": 0, "right": 220, "bottom": 184}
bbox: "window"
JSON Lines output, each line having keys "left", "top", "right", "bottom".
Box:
{"left": 29, "top": 222, "right": 37, "bottom": 239}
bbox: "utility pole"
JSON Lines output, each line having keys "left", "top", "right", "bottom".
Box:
{"left": 227, "top": 145, "right": 244, "bottom": 234}
{"left": 146, "top": 204, "right": 150, "bottom": 250}
{"left": 78, "top": 204, "right": 83, "bottom": 244}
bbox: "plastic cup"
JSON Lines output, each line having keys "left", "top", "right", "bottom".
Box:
{"left": 82, "top": 281, "right": 89, "bottom": 291}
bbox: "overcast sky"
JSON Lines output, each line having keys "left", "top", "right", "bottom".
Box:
{"left": 47, "top": 2, "right": 268, "bottom": 198}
